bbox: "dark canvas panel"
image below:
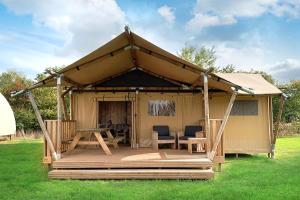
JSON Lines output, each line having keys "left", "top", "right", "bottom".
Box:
{"left": 95, "top": 69, "right": 179, "bottom": 87}
{"left": 231, "top": 100, "right": 258, "bottom": 116}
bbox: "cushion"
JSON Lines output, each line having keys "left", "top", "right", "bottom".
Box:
{"left": 184, "top": 126, "right": 203, "bottom": 137}
{"left": 179, "top": 136, "right": 191, "bottom": 140}
{"left": 158, "top": 136, "right": 175, "bottom": 140}
{"left": 153, "top": 125, "right": 170, "bottom": 137}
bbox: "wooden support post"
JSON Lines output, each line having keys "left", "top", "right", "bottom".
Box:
{"left": 203, "top": 74, "right": 211, "bottom": 154}
{"left": 135, "top": 90, "right": 139, "bottom": 148}
{"left": 27, "top": 91, "right": 58, "bottom": 160}
{"left": 56, "top": 75, "right": 62, "bottom": 159}
{"left": 209, "top": 91, "right": 237, "bottom": 160}
{"left": 271, "top": 95, "right": 285, "bottom": 159}
{"left": 131, "top": 100, "right": 135, "bottom": 148}
{"left": 69, "top": 90, "right": 73, "bottom": 120}
{"left": 61, "top": 96, "right": 68, "bottom": 120}
{"left": 61, "top": 86, "right": 72, "bottom": 120}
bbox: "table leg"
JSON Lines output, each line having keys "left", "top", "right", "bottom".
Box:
{"left": 68, "top": 132, "right": 81, "bottom": 152}
{"left": 188, "top": 142, "right": 192, "bottom": 154}
{"left": 94, "top": 132, "right": 112, "bottom": 155}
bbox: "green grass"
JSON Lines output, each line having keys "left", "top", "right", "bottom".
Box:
{"left": 0, "top": 137, "right": 299, "bottom": 200}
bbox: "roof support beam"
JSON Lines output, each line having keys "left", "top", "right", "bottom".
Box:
{"left": 192, "top": 68, "right": 214, "bottom": 87}
{"left": 27, "top": 91, "right": 58, "bottom": 161}
{"left": 124, "top": 26, "right": 138, "bottom": 66}
{"left": 61, "top": 86, "right": 74, "bottom": 97}
{"left": 85, "top": 67, "right": 186, "bottom": 88}
{"left": 72, "top": 89, "right": 202, "bottom": 93}
{"left": 134, "top": 44, "right": 249, "bottom": 93}
{"left": 61, "top": 45, "right": 129, "bottom": 74}
{"left": 84, "top": 67, "right": 136, "bottom": 88}
{"left": 62, "top": 75, "right": 83, "bottom": 88}
{"left": 209, "top": 90, "right": 237, "bottom": 160}
{"left": 136, "top": 44, "right": 204, "bottom": 75}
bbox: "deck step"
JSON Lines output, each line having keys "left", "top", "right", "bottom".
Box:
{"left": 52, "top": 159, "right": 213, "bottom": 169}
{"left": 49, "top": 169, "right": 214, "bottom": 180}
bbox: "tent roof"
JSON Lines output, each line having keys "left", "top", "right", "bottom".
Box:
{"left": 16, "top": 27, "right": 280, "bottom": 95}
{"left": 216, "top": 73, "right": 282, "bottom": 95}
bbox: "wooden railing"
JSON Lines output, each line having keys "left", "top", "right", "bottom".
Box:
{"left": 200, "top": 119, "right": 224, "bottom": 164}
{"left": 209, "top": 119, "right": 224, "bottom": 164}
{"left": 43, "top": 120, "right": 76, "bottom": 163}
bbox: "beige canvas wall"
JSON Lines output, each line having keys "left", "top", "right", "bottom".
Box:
{"left": 209, "top": 94, "right": 271, "bottom": 154}
{"left": 71, "top": 91, "right": 272, "bottom": 153}
{"left": 71, "top": 92, "right": 203, "bottom": 147}
{"left": 138, "top": 93, "right": 203, "bottom": 147}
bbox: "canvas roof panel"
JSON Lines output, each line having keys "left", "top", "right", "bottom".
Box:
{"left": 64, "top": 50, "right": 132, "bottom": 85}
{"left": 216, "top": 73, "right": 282, "bottom": 95}
{"left": 16, "top": 28, "right": 282, "bottom": 96}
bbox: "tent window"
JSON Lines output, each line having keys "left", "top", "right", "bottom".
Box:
{"left": 230, "top": 100, "right": 258, "bottom": 116}
{"left": 148, "top": 100, "right": 175, "bottom": 116}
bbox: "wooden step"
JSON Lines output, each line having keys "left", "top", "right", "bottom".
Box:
{"left": 52, "top": 159, "right": 213, "bottom": 169}
{"left": 49, "top": 169, "right": 214, "bottom": 180}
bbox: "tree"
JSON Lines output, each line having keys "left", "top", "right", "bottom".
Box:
{"left": 0, "top": 68, "right": 60, "bottom": 131}
{"left": 34, "top": 66, "right": 62, "bottom": 121}
{"left": 277, "top": 80, "right": 300, "bottom": 122}
{"left": 215, "top": 64, "right": 236, "bottom": 73}
{"left": 0, "top": 71, "right": 35, "bottom": 130}
{"left": 178, "top": 45, "right": 216, "bottom": 70}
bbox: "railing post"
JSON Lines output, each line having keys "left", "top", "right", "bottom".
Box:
{"left": 203, "top": 74, "right": 211, "bottom": 155}
{"left": 56, "top": 75, "right": 62, "bottom": 159}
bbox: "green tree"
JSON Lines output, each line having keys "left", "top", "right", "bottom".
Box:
{"left": 0, "top": 71, "right": 35, "bottom": 130}
{"left": 0, "top": 68, "right": 60, "bottom": 130}
{"left": 277, "top": 80, "right": 300, "bottom": 122}
{"left": 216, "top": 64, "right": 236, "bottom": 73}
{"left": 178, "top": 45, "right": 216, "bottom": 70}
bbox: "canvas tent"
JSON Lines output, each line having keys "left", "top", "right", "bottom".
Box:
{"left": 0, "top": 93, "right": 16, "bottom": 136}
{"left": 13, "top": 27, "right": 284, "bottom": 179}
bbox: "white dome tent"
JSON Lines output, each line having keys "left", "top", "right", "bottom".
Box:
{"left": 0, "top": 93, "right": 16, "bottom": 137}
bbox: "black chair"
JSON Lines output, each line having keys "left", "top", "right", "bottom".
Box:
{"left": 152, "top": 125, "right": 176, "bottom": 150}
{"left": 178, "top": 125, "right": 204, "bottom": 149}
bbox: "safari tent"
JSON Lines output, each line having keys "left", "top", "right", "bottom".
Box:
{"left": 0, "top": 93, "right": 16, "bottom": 138}
{"left": 13, "top": 27, "right": 284, "bottom": 180}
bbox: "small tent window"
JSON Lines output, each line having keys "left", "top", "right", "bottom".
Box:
{"left": 230, "top": 100, "right": 258, "bottom": 116}
{"left": 148, "top": 100, "right": 175, "bottom": 116}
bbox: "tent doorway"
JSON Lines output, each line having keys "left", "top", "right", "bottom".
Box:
{"left": 97, "top": 101, "right": 133, "bottom": 146}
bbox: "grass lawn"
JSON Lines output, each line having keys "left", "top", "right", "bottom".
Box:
{"left": 0, "top": 137, "right": 299, "bottom": 200}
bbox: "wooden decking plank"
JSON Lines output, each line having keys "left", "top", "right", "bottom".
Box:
{"left": 49, "top": 169, "right": 214, "bottom": 180}
{"left": 53, "top": 147, "right": 212, "bottom": 169}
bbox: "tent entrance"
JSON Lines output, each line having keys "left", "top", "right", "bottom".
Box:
{"left": 97, "top": 101, "right": 133, "bottom": 146}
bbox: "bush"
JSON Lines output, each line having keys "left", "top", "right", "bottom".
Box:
{"left": 278, "top": 121, "right": 300, "bottom": 136}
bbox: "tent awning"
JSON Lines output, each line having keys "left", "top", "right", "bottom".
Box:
{"left": 216, "top": 73, "right": 282, "bottom": 95}
{"left": 13, "top": 27, "right": 281, "bottom": 96}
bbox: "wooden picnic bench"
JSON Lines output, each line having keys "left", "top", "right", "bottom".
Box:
{"left": 68, "top": 128, "right": 111, "bottom": 155}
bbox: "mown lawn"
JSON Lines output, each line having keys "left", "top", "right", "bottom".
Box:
{"left": 0, "top": 137, "right": 299, "bottom": 200}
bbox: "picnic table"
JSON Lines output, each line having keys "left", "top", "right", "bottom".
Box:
{"left": 68, "top": 128, "right": 112, "bottom": 155}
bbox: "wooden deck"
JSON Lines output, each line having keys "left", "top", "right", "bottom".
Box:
{"left": 50, "top": 146, "right": 214, "bottom": 179}
{"left": 53, "top": 146, "right": 212, "bottom": 169}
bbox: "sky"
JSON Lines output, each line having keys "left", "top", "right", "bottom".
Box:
{"left": 0, "top": 0, "right": 300, "bottom": 83}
